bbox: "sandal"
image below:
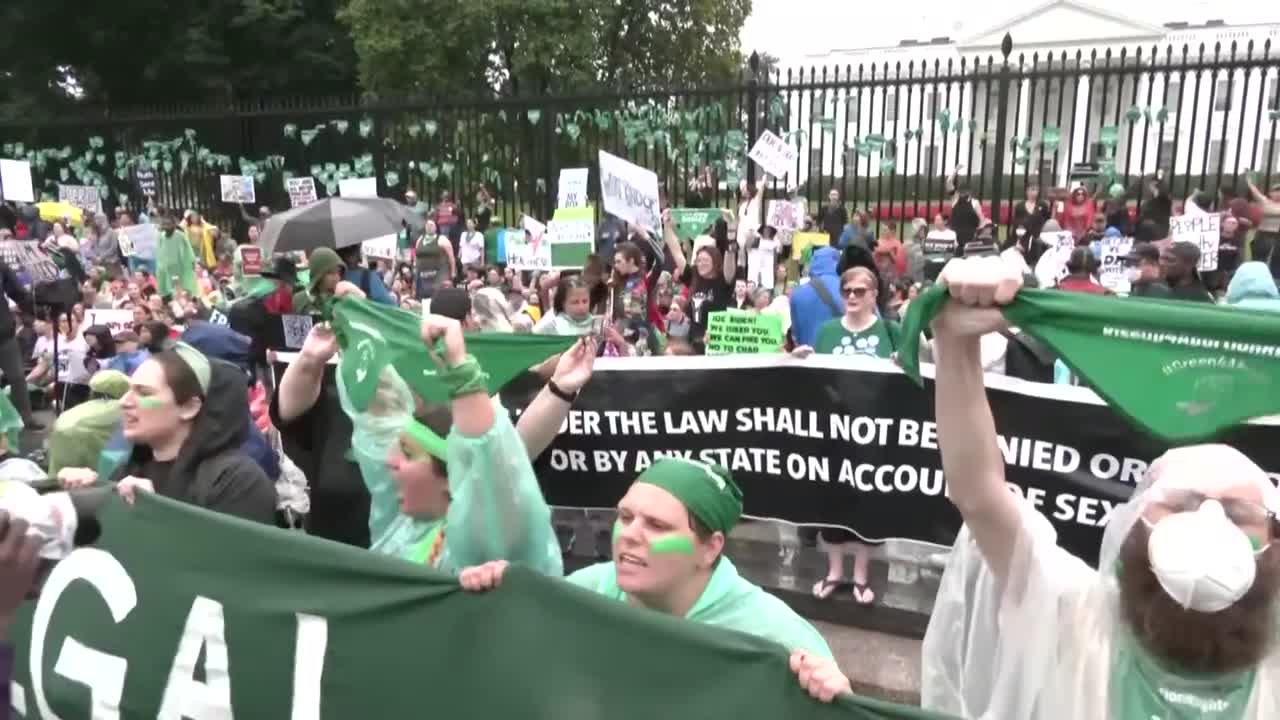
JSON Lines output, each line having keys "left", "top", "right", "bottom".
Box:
{"left": 852, "top": 583, "right": 876, "bottom": 606}
{"left": 812, "top": 577, "right": 842, "bottom": 600}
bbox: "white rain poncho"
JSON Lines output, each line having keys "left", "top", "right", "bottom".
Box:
{"left": 337, "top": 366, "right": 562, "bottom": 577}
{"left": 922, "top": 444, "right": 1280, "bottom": 719}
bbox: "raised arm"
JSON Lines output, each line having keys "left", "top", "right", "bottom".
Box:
{"left": 663, "top": 210, "right": 687, "bottom": 279}
{"left": 517, "top": 338, "right": 596, "bottom": 458}
{"left": 274, "top": 324, "right": 335, "bottom": 422}
{"left": 930, "top": 257, "right": 1025, "bottom": 581}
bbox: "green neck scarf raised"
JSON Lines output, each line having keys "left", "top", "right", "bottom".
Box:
{"left": 899, "top": 286, "right": 1280, "bottom": 443}
{"left": 330, "top": 297, "right": 577, "bottom": 410}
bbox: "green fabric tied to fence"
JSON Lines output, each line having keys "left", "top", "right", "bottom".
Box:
{"left": 7, "top": 494, "right": 953, "bottom": 719}
{"left": 899, "top": 286, "right": 1280, "bottom": 443}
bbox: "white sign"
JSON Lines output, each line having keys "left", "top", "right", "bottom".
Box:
{"left": 1099, "top": 235, "right": 1135, "bottom": 294}
{"left": 1040, "top": 230, "right": 1076, "bottom": 255}
{"left": 767, "top": 199, "right": 803, "bottom": 247}
{"left": 58, "top": 184, "right": 103, "bottom": 214}
{"left": 1170, "top": 213, "right": 1220, "bottom": 272}
{"left": 118, "top": 224, "right": 157, "bottom": 260}
{"left": 1034, "top": 245, "right": 1072, "bottom": 288}
{"left": 521, "top": 215, "right": 547, "bottom": 242}
{"left": 747, "top": 130, "right": 798, "bottom": 179}
{"left": 548, "top": 218, "right": 593, "bottom": 248}
{"left": 505, "top": 235, "right": 551, "bottom": 271}
{"left": 339, "top": 177, "right": 378, "bottom": 199}
{"left": 598, "top": 150, "right": 660, "bottom": 231}
{"left": 85, "top": 309, "right": 135, "bottom": 336}
{"left": 361, "top": 233, "right": 397, "bottom": 260}
{"left": 558, "top": 168, "right": 589, "bottom": 209}
{"left": 220, "top": 175, "right": 256, "bottom": 204}
{"left": 281, "top": 314, "right": 313, "bottom": 350}
{"left": 0, "top": 159, "right": 34, "bottom": 203}
{"left": 287, "top": 177, "right": 318, "bottom": 208}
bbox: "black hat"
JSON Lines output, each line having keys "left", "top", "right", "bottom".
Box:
{"left": 261, "top": 256, "right": 300, "bottom": 285}
{"left": 431, "top": 288, "right": 472, "bottom": 322}
{"left": 1126, "top": 242, "right": 1160, "bottom": 264}
{"left": 757, "top": 224, "right": 778, "bottom": 239}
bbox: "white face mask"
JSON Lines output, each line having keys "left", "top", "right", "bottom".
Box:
{"left": 1147, "top": 500, "right": 1257, "bottom": 613}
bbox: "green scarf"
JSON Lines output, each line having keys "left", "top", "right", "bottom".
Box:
{"left": 1110, "top": 629, "right": 1257, "bottom": 719}
{"left": 899, "top": 286, "right": 1280, "bottom": 443}
{"left": 330, "top": 297, "right": 577, "bottom": 410}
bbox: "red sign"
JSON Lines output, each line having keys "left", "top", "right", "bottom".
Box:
{"left": 241, "top": 246, "right": 263, "bottom": 275}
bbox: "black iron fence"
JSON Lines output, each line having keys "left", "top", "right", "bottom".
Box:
{"left": 3, "top": 35, "right": 1279, "bottom": 234}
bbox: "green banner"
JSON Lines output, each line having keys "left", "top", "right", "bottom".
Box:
{"left": 706, "top": 310, "right": 785, "bottom": 355}
{"left": 670, "top": 208, "right": 722, "bottom": 243}
{"left": 7, "top": 495, "right": 950, "bottom": 719}
{"left": 899, "top": 287, "right": 1280, "bottom": 442}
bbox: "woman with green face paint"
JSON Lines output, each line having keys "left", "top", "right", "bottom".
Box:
{"left": 460, "top": 457, "right": 853, "bottom": 703}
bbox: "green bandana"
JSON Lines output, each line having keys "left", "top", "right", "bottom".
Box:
{"left": 899, "top": 286, "right": 1280, "bottom": 442}
{"left": 330, "top": 297, "right": 577, "bottom": 411}
{"left": 635, "top": 458, "right": 744, "bottom": 534}
{"left": 1111, "top": 630, "right": 1257, "bottom": 719}
{"left": 669, "top": 209, "right": 722, "bottom": 243}
{"left": 171, "top": 342, "right": 212, "bottom": 395}
{"left": 402, "top": 418, "right": 448, "bottom": 461}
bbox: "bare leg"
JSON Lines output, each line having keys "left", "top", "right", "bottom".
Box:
{"left": 851, "top": 542, "right": 876, "bottom": 604}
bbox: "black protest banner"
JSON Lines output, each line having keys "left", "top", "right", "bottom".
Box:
{"left": 501, "top": 355, "right": 1280, "bottom": 567}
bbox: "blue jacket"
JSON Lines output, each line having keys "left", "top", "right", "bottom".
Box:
{"left": 789, "top": 247, "right": 844, "bottom": 347}
{"left": 1227, "top": 261, "right": 1280, "bottom": 312}
{"left": 345, "top": 267, "right": 395, "bottom": 306}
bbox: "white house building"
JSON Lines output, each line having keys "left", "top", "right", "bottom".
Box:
{"left": 778, "top": 1, "right": 1280, "bottom": 190}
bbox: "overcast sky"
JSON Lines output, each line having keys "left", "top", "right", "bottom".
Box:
{"left": 741, "top": 0, "right": 1280, "bottom": 64}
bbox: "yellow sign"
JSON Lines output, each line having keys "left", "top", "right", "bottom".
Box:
{"left": 790, "top": 231, "right": 830, "bottom": 260}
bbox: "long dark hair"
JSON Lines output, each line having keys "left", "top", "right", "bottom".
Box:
{"left": 553, "top": 275, "right": 590, "bottom": 315}
{"left": 150, "top": 350, "right": 205, "bottom": 404}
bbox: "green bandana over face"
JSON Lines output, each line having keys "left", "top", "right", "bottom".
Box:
{"left": 1111, "top": 630, "right": 1257, "bottom": 720}
{"left": 635, "top": 458, "right": 744, "bottom": 534}
{"left": 331, "top": 297, "right": 577, "bottom": 411}
{"left": 899, "top": 286, "right": 1280, "bottom": 443}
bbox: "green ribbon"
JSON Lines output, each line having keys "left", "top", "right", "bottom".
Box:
{"left": 899, "top": 286, "right": 1280, "bottom": 443}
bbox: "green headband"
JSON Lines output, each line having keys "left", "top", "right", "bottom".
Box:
{"left": 635, "top": 458, "right": 743, "bottom": 534}
{"left": 402, "top": 418, "right": 448, "bottom": 461}
{"left": 171, "top": 342, "right": 211, "bottom": 395}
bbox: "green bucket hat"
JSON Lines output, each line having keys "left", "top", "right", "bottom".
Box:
{"left": 635, "top": 458, "right": 743, "bottom": 534}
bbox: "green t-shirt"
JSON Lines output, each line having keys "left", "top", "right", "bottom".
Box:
{"left": 814, "top": 316, "right": 900, "bottom": 358}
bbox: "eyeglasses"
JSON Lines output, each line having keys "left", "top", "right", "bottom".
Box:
{"left": 1144, "top": 487, "right": 1277, "bottom": 545}
{"left": 842, "top": 286, "right": 872, "bottom": 299}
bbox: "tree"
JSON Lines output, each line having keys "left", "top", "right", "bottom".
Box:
{"left": 338, "top": 0, "right": 752, "bottom": 98}
{"left": 0, "top": 0, "right": 359, "bottom": 120}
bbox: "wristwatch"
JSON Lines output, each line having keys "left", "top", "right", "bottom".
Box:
{"left": 547, "top": 379, "right": 578, "bottom": 404}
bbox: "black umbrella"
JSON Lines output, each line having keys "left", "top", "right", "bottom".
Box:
{"left": 261, "top": 198, "right": 414, "bottom": 255}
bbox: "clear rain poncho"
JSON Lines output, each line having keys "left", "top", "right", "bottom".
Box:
{"left": 921, "top": 444, "right": 1280, "bottom": 718}
{"left": 337, "top": 365, "right": 563, "bottom": 577}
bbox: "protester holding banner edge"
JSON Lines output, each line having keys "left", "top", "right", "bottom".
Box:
{"left": 919, "top": 255, "right": 1280, "bottom": 718}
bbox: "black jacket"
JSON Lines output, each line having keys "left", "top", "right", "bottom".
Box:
{"left": 113, "top": 358, "right": 277, "bottom": 523}
{"left": 0, "top": 259, "right": 32, "bottom": 340}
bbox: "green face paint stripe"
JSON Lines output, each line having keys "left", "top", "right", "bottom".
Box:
{"left": 137, "top": 397, "right": 164, "bottom": 409}
{"left": 402, "top": 419, "right": 448, "bottom": 461}
{"left": 648, "top": 535, "right": 696, "bottom": 556}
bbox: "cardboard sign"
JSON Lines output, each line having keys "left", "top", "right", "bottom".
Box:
{"left": 747, "top": 130, "right": 797, "bottom": 179}
{"left": 361, "top": 233, "right": 397, "bottom": 261}
{"left": 135, "top": 167, "right": 157, "bottom": 197}
{"left": 1170, "top": 213, "right": 1220, "bottom": 272}
{"left": 790, "top": 231, "right": 830, "bottom": 261}
{"left": 705, "top": 310, "right": 784, "bottom": 355}
{"left": 220, "top": 175, "right": 256, "bottom": 203}
{"left": 0, "top": 159, "right": 34, "bottom": 202}
{"left": 670, "top": 208, "right": 721, "bottom": 243}
{"left": 598, "top": 150, "right": 660, "bottom": 231}
{"left": 239, "top": 246, "right": 263, "bottom": 275}
{"left": 85, "top": 308, "right": 135, "bottom": 336}
{"left": 58, "top": 184, "right": 103, "bottom": 214}
{"left": 287, "top": 177, "right": 318, "bottom": 208}
{"left": 558, "top": 168, "right": 589, "bottom": 209}
{"left": 1099, "top": 235, "right": 1135, "bottom": 294}
{"left": 339, "top": 177, "right": 378, "bottom": 198}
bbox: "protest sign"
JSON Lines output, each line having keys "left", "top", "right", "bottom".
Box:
{"left": 546, "top": 206, "right": 595, "bottom": 269}
{"left": 220, "top": 175, "right": 256, "bottom": 204}
{"left": 0, "top": 158, "right": 34, "bottom": 202}
{"left": 557, "top": 167, "right": 589, "bottom": 209}
{"left": 1034, "top": 245, "right": 1072, "bottom": 287}
{"left": 287, "top": 176, "right": 318, "bottom": 207}
{"left": 57, "top": 184, "right": 102, "bottom": 214}
{"left": 505, "top": 229, "right": 550, "bottom": 270}
{"left": 118, "top": 224, "right": 158, "bottom": 260}
{"left": 5, "top": 492, "right": 943, "bottom": 720}
{"left": 790, "top": 231, "right": 830, "bottom": 261}
{"left": 238, "top": 245, "right": 263, "bottom": 275}
{"left": 339, "top": 177, "right": 378, "bottom": 198}
{"left": 361, "top": 234, "right": 397, "bottom": 261}
{"left": 705, "top": 311, "right": 784, "bottom": 355}
{"left": 1098, "top": 235, "right": 1134, "bottom": 293}
{"left": 598, "top": 150, "right": 660, "bottom": 230}
{"left": 85, "top": 308, "right": 135, "bottom": 336}
{"left": 747, "top": 130, "right": 798, "bottom": 179}
{"left": 922, "top": 230, "right": 958, "bottom": 258}
{"left": 496, "top": 355, "right": 1280, "bottom": 567}
{"left": 209, "top": 309, "right": 230, "bottom": 326}
{"left": 767, "top": 199, "right": 802, "bottom": 244}
{"left": 134, "top": 167, "right": 157, "bottom": 197}
{"left": 1041, "top": 229, "right": 1075, "bottom": 254}
{"left": 669, "top": 208, "right": 721, "bottom": 243}
{"left": 281, "top": 314, "right": 314, "bottom": 350}
{"left": 1170, "top": 213, "right": 1220, "bottom": 271}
